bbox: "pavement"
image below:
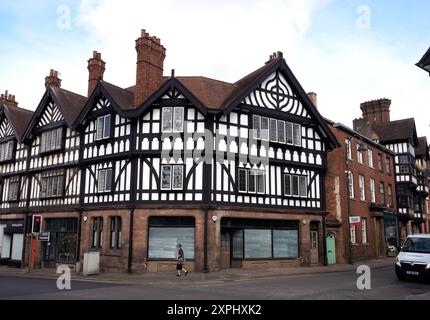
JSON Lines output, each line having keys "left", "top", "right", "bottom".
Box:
{"left": 0, "top": 257, "right": 395, "bottom": 285}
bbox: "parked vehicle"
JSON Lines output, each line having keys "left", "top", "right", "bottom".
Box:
{"left": 395, "top": 234, "right": 430, "bottom": 281}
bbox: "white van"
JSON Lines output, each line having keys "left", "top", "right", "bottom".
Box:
{"left": 395, "top": 234, "right": 430, "bottom": 280}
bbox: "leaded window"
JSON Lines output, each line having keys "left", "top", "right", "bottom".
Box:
{"left": 40, "top": 127, "right": 63, "bottom": 153}
{"left": 40, "top": 170, "right": 65, "bottom": 198}
{"left": 98, "top": 168, "right": 113, "bottom": 193}
{"left": 161, "top": 165, "right": 184, "bottom": 191}
{"left": 0, "top": 140, "right": 14, "bottom": 162}
{"left": 7, "top": 176, "right": 20, "bottom": 202}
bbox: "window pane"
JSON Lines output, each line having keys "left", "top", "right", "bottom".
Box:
{"left": 286, "top": 122, "right": 293, "bottom": 144}
{"left": 244, "top": 229, "right": 272, "bottom": 259}
{"left": 173, "top": 108, "right": 184, "bottom": 132}
{"left": 273, "top": 229, "right": 299, "bottom": 258}
{"left": 96, "top": 117, "right": 104, "bottom": 140}
{"left": 232, "top": 229, "right": 244, "bottom": 259}
{"left": 248, "top": 170, "right": 256, "bottom": 193}
{"left": 162, "top": 108, "right": 173, "bottom": 132}
{"left": 299, "top": 176, "right": 307, "bottom": 197}
{"left": 238, "top": 169, "right": 247, "bottom": 193}
{"left": 51, "top": 129, "right": 57, "bottom": 151}
{"left": 103, "top": 115, "right": 111, "bottom": 139}
{"left": 161, "top": 165, "right": 172, "bottom": 190}
{"left": 284, "top": 174, "right": 291, "bottom": 196}
{"left": 148, "top": 227, "right": 195, "bottom": 259}
{"left": 56, "top": 128, "right": 63, "bottom": 149}
{"left": 278, "top": 121, "right": 286, "bottom": 144}
{"left": 252, "top": 116, "right": 261, "bottom": 140}
{"left": 98, "top": 170, "right": 106, "bottom": 192}
{"left": 292, "top": 176, "right": 299, "bottom": 196}
{"left": 52, "top": 176, "right": 58, "bottom": 196}
{"left": 293, "top": 124, "right": 301, "bottom": 146}
{"left": 172, "top": 165, "right": 184, "bottom": 190}
{"left": 105, "top": 169, "right": 113, "bottom": 192}
{"left": 261, "top": 117, "right": 269, "bottom": 141}
{"left": 257, "top": 171, "right": 265, "bottom": 194}
{"left": 270, "top": 119, "right": 278, "bottom": 142}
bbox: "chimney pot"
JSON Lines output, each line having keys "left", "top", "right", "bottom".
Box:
{"left": 307, "top": 92, "right": 317, "bottom": 108}
{"left": 0, "top": 90, "right": 18, "bottom": 108}
{"left": 360, "top": 98, "right": 391, "bottom": 125}
{"left": 45, "top": 69, "right": 62, "bottom": 89}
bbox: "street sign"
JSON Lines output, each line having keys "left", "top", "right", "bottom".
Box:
{"left": 349, "top": 216, "right": 361, "bottom": 227}
{"left": 38, "top": 232, "right": 50, "bottom": 242}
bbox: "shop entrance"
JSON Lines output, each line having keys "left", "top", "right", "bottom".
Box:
{"left": 42, "top": 218, "right": 78, "bottom": 268}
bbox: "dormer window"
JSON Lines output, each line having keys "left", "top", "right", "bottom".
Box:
{"left": 40, "top": 127, "right": 63, "bottom": 153}
{"left": 162, "top": 107, "right": 184, "bottom": 133}
{"left": 0, "top": 140, "right": 14, "bottom": 162}
{"left": 96, "top": 115, "right": 111, "bottom": 140}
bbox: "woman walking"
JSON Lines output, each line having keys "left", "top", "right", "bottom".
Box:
{"left": 176, "top": 244, "right": 189, "bottom": 277}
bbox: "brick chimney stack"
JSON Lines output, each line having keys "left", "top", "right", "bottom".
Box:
{"left": 135, "top": 29, "right": 166, "bottom": 107}
{"left": 307, "top": 92, "right": 317, "bottom": 108}
{"left": 0, "top": 90, "right": 18, "bottom": 108}
{"left": 360, "top": 99, "right": 391, "bottom": 125}
{"left": 45, "top": 69, "right": 62, "bottom": 89}
{"left": 88, "top": 51, "right": 106, "bottom": 97}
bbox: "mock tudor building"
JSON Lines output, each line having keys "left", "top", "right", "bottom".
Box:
{"left": 325, "top": 120, "right": 398, "bottom": 264}
{"left": 0, "top": 94, "right": 33, "bottom": 267}
{"left": 0, "top": 30, "right": 340, "bottom": 273}
{"left": 354, "top": 99, "right": 429, "bottom": 243}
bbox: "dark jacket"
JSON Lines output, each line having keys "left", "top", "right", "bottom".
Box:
{"left": 177, "top": 248, "right": 185, "bottom": 264}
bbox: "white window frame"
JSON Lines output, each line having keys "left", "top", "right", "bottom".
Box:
{"left": 286, "top": 122, "right": 293, "bottom": 145}
{"left": 357, "top": 144, "right": 364, "bottom": 164}
{"left": 261, "top": 117, "right": 269, "bottom": 141}
{"left": 284, "top": 174, "right": 292, "bottom": 196}
{"left": 368, "top": 148, "right": 374, "bottom": 168}
{"left": 98, "top": 168, "right": 113, "bottom": 193}
{"left": 248, "top": 170, "right": 257, "bottom": 194}
{"left": 238, "top": 168, "right": 248, "bottom": 193}
{"left": 278, "top": 120, "right": 286, "bottom": 144}
{"left": 359, "top": 175, "right": 366, "bottom": 201}
{"left": 172, "top": 165, "right": 184, "bottom": 190}
{"left": 362, "top": 218, "right": 368, "bottom": 244}
{"left": 348, "top": 172, "right": 354, "bottom": 199}
{"left": 256, "top": 170, "right": 266, "bottom": 195}
{"left": 293, "top": 124, "right": 302, "bottom": 147}
{"left": 345, "top": 139, "right": 352, "bottom": 160}
{"left": 252, "top": 115, "right": 262, "bottom": 140}
{"left": 299, "top": 176, "right": 308, "bottom": 198}
{"left": 350, "top": 226, "right": 357, "bottom": 244}
{"left": 269, "top": 118, "right": 278, "bottom": 143}
{"left": 173, "top": 107, "right": 184, "bottom": 133}
{"left": 370, "top": 178, "right": 376, "bottom": 203}
{"left": 96, "top": 115, "right": 111, "bottom": 141}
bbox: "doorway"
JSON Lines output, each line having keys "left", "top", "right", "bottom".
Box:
{"left": 326, "top": 233, "right": 336, "bottom": 265}
{"left": 310, "top": 231, "right": 319, "bottom": 264}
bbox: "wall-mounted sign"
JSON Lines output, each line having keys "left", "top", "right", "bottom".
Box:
{"left": 38, "top": 232, "right": 50, "bottom": 242}
{"left": 349, "top": 216, "right": 361, "bottom": 227}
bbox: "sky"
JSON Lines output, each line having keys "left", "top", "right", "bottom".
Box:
{"left": 0, "top": 0, "right": 429, "bottom": 137}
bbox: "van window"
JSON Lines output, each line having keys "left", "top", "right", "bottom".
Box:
{"left": 402, "top": 237, "right": 430, "bottom": 254}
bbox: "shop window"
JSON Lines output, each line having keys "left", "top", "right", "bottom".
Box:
{"left": 0, "top": 140, "right": 14, "bottom": 162}
{"left": 96, "top": 114, "right": 111, "bottom": 140}
{"left": 273, "top": 229, "right": 299, "bottom": 258}
{"left": 92, "top": 217, "right": 103, "bottom": 249}
{"left": 232, "top": 229, "right": 244, "bottom": 259}
{"left": 109, "top": 217, "right": 122, "bottom": 249}
{"left": 40, "top": 170, "right": 65, "bottom": 199}
{"left": 98, "top": 168, "right": 113, "bottom": 193}
{"left": 244, "top": 229, "right": 272, "bottom": 259}
{"left": 7, "top": 176, "right": 20, "bottom": 202}
{"left": 148, "top": 217, "right": 195, "bottom": 260}
{"left": 40, "top": 127, "right": 63, "bottom": 153}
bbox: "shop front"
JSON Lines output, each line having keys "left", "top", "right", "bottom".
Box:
{"left": 0, "top": 219, "right": 25, "bottom": 267}
{"left": 220, "top": 218, "right": 302, "bottom": 269}
{"left": 42, "top": 218, "right": 79, "bottom": 268}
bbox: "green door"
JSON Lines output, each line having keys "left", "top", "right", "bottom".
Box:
{"left": 326, "top": 233, "right": 336, "bottom": 265}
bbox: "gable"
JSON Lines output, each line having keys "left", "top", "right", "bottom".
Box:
{"left": 36, "top": 101, "right": 65, "bottom": 128}
{"left": 0, "top": 116, "right": 14, "bottom": 139}
{"left": 241, "top": 71, "right": 310, "bottom": 118}
{"left": 92, "top": 96, "right": 112, "bottom": 113}
{"left": 162, "top": 89, "right": 186, "bottom": 100}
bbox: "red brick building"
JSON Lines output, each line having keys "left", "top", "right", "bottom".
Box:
{"left": 325, "top": 120, "right": 398, "bottom": 264}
